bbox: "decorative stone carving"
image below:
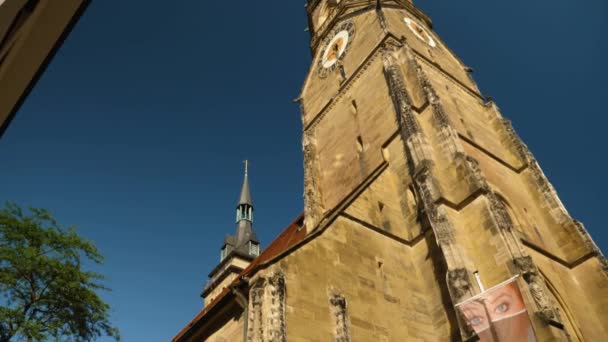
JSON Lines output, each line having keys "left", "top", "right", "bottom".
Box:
{"left": 513, "top": 256, "right": 558, "bottom": 322}
{"left": 487, "top": 192, "right": 515, "bottom": 232}
{"left": 247, "top": 272, "right": 287, "bottom": 342}
{"left": 454, "top": 152, "right": 489, "bottom": 193}
{"left": 572, "top": 220, "right": 608, "bottom": 273}
{"left": 265, "top": 272, "right": 287, "bottom": 342}
{"left": 501, "top": 114, "right": 608, "bottom": 264}
{"left": 382, "top": 52, "right": 420, "bottom": 137}
{"left": 499, "top": 117, "right": 531, "bottom": 163}
{"left": 447, "top": 268, "right": 472, "bottom": 302}
{"left": 247, "top": 281, "right": 265, "bottom": 342}
{"left": 433, "top": 206, "right": 458, "bottom": 245}
{"left": 382, "top": 48, "right": 433, "bottom": 171}
{"left": 329, "top": 294, "right": 351, "bottom": 342}
{"left": 384, "top": 39, "right": 477, "bottom": 337}
{"left": 403, "top": 45, "right": 463, "bottom": 158}
{"left": 413, "top": 166, "right": 441, "bottom": 221}
{"left": 501, "top": 118, "right": 570, "bottom": 225}
{"left": 303, "top": 132, "right": 324, "bottom": 232}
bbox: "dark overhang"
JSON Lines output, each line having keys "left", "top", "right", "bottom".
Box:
{"left": 0, "top": 0, "right": 90, "bottom": 138}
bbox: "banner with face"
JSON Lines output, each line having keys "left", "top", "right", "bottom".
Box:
{"left": 456, "top": 276, "right": 536, "bottom": 342}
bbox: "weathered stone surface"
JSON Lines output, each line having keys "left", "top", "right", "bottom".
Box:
{"left": 296, "top": 1, "right": 608, "bottom": 340}
{"left": 175, "top": 1, "right": 608, "bottom": 341}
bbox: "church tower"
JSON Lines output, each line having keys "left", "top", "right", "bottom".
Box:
{"left": 173, "top": 2, "right": 607, "bottom": 341}
{"left": 202, "top": 161, "right": 260, "bottom": 307}
{"left": 297, "top": 0, "right": 607, "bottom": 340}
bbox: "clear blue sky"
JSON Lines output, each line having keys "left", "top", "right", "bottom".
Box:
{"left": 1, "top": 1, "right": 607, "bottom": 341}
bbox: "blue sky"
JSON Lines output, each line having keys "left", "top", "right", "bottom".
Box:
{"left": 1, "top": 1, "right": 607, "bottom": 341}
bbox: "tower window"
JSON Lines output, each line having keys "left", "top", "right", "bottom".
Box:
{"left": 237, "top": 204, "right": 253, "bottom": 222}
{"left": 338, "top": 65, "right": 346, "bottom": 82}
{"left": 350, "top": 99, "right": 358, "bottom": 115}
{"left": 249, "top": 242, "right": 260, "bottom": 256}
{"left": 356, "top": 136, "right": 364, "bottom": 153}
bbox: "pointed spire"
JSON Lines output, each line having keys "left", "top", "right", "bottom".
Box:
{"left": 238, "top": 160, "right": 253, "bottom": 206}
{"left": 233, "top": 160, "right": 259, "bottom": 253}
{"left": 204, "top": 162, "right": 261, "bottom": 303}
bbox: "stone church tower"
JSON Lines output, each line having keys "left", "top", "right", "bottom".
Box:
{"left": 174, "top": 1, "right": 607, "bottom": 341}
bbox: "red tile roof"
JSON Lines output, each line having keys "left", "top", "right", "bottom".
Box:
{"left": 172, "top": 213, "right": 305, "bottom": 342}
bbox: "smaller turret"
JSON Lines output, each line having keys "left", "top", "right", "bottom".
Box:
{"left": 202, "top": 161, "right": 261, "bottom": 306}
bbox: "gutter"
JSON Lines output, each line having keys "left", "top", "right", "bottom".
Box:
{"left": 230, "top": 278, "right": 250, "bottom": 342}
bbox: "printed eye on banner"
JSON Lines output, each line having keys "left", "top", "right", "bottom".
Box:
{"left": 455, "top": 276, "right": 537, "bottom": 342}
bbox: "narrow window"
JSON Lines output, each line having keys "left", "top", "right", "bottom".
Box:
{"left": 338, "top": 65, "right": 346, "bottom": 83}
{"left": 356, "top": 136, "right": 364, "bottom": 153}
{"left": 249, "top": 242, "right": 260, "bottom": 256}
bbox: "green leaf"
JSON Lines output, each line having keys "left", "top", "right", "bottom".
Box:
{"left": 0, "top": 202, "right": 120, "bottom": 342}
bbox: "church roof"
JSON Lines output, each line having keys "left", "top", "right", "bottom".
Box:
{"left": 241, "top": 214, "right": 305, "bottom": 273}
{"left": 172, "top": 213, "right": 306, "bottom": 342}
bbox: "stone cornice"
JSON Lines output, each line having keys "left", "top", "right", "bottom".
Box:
{"left": 310, "top": 5, "right": 375, "bottom": 56}
{"left": 201, "top": 264, "right": 244, "bottom": 298}
{"left": 303, "top": 33, "right": 487, "bottom": 133}
{"left": 306, "top": 0, "right": 432, "bottom": 56}
{"left": 206, "top": 250, "right": 254, "bottom": 279}
{"left": 458, "top": 133, "right": 527, "bottom": 173}
{"left": 521, "top": 239, "right": 600, "bottom": 270}
{"left": 340, "top": 211, "right": 429, "bottom": 246}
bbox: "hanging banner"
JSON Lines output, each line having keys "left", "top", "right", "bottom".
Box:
{"left": 455, "top": 276, "right": 537, "bottom": 341}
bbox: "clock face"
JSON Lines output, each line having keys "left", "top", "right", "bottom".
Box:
{"left": 317, "top": 21, "right": 355, "bottom": 78}
{"left": 321, "top": 30, "right": 349, "bottom": 68}
{"left": 404, "top": 18, "right": 436, "bottom": 48}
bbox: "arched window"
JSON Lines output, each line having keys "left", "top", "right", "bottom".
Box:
{"left": 493, "top": 193, "right": 526, "bottom": 234}
{"left": 539, "top": 269, "right": 585, "bottom": 341}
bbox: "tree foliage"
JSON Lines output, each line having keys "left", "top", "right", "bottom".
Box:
{"left": 0, "top": 202, "right": 119, "bottom": 342}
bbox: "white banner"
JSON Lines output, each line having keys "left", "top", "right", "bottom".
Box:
{"left": 455, "top": 276, "right": 536, "bottom": 341}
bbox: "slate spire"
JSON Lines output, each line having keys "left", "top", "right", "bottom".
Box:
{"left": 238, "top": 160, "right": 253, "bottom": 206}
{"left": 220, "top": 161, "right": 260, "bottom": 261}
{"left": 206, "top": 161, "right": 262, "bottom": 302}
